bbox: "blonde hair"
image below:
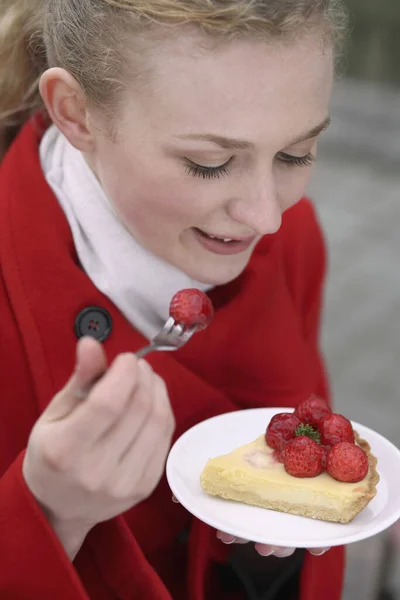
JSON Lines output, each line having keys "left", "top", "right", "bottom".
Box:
{"left": 0, "top": 0, "right": 45, "bottom": 126}
{"left": 0, "top": 0, "right": 348, "bottom": 131}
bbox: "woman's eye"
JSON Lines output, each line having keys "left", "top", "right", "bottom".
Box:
{"left": 185, "top": 152, "right": 314, "bottom": 179}
{"left": 276, "top": 152, "right": 315, "bottom": 168}
{"left": 185, "top": 158, "right": 233, "bottom": 180}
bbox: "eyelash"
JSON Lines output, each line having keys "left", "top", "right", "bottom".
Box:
{"left": 185, "top": 159, "right": 232, "bottom": 180}
{"left": 277, "top": 152, "right": 315, "bottom": 168}
{"left": 185, "top": 152, "right": 315, "bottom": 180}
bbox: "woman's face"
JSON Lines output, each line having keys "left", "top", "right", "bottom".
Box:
{"left": 88, "top": 29, "right": 333, "bottom": 285}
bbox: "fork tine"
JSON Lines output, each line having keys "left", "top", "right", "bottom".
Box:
{"left": 173, "top": 323, "right": 185, "bottom": 336}
{"left": 160, "top": 317, "right": 176, "bottom": 334}
{"left": 179, "top": 325, "right": 197, "bottom": 342}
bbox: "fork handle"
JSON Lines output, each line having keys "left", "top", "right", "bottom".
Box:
{"left": 135, "top": 343, "right": 157, "bottom": 359}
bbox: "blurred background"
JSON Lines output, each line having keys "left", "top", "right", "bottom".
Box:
{"left": 308, "top": 1, "right": 400, "bottom": 599}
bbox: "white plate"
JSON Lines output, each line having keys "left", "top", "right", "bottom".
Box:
{"left": 166, "top": 407, "right": 400, "bottom": 548}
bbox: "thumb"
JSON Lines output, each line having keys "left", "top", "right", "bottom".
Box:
{"left": 45, "top": 336, "right": 108, "bottom": 421}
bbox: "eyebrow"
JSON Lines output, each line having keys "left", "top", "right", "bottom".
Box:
{"left": 176, "top": 116, "right": 331, "bottom": 150}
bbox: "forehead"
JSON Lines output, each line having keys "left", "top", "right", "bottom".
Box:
{"left": 126, "top": 28, "right": 334, "bottom": 143}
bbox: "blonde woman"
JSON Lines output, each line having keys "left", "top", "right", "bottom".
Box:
{"left": 0, "top": 0, "right": 347, "bottom": 598}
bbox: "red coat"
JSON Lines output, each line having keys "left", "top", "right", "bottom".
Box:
{"left": 0, "top": 119, "right": 345, "bottom": 599}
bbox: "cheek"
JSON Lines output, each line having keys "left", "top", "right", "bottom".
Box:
{"left": 105, "top": 166, "right": 206, "bottom": 238}
{"left": 277, "top": 168, "right": 313, "bottom": 211}
{"left": 94, "top": 140, "right": 223, "bottom": 239}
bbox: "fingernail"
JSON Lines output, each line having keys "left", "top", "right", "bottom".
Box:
{"left": 269, "top": 546, "right": 295, "bottom": 558}
{"left": 172, "top": 495, "right": 179, "bottom": 503}
{"left": 217, "top": 532, "right": 236, "bottom": 544}
{"left": 258, "top": 548, "right": 274, "bottom": 557}
{"left": 274, "top": 550, "right": 295, "bottom": 558}
{"left": 255, "top": 544, "right": 274, "bottom": 556}
{"left": 75, "top": 338, "right": 83, "bottom": 372}
{"left": 311, "top": 548, "right": 329, "bottom": 556}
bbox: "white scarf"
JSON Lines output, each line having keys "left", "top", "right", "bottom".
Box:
{"left": 40, "top": 125, "right": 213, "bottom": 340}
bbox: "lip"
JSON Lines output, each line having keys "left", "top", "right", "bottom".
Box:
{"left": 193, "top": 227, "right": 256, "bottom": 255}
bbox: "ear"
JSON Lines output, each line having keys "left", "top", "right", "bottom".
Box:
{"left": 39, "top": 68, "right": 95, "bottom": 152}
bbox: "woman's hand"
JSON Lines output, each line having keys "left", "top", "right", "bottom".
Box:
{"left": 216, "top": 531, "right": 330, "bottom": 557}
{"left": 171, "top": 497, "right": 329, "bottom": 557}
{"left": 23, "top": 337, "right": 175, "bottom": 559}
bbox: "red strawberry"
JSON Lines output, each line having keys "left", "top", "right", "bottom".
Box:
{"left": 319, "top": 413, "right": 354, "bottom": 446}
{"left": 169, "top": 289, "right": 214, "bottom": 330}
{"left": 284, "top": 436, "right": 325, "bottom": 478}
{"left": 326, "top": 442, "right": 369, "bottom": 483}
{"left": 294, "top": 395, "right": 332, "bottom": 428}
{"left": 265, "top": 413, "right": 301, "bottom": 451}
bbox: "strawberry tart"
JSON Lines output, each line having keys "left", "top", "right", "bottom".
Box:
{"left": 200, "top": 396, "right": 379, "bottom": 523}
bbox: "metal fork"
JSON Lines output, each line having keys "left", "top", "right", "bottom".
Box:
{"left": 136, "top": 317, "right": 197, "bottom": 358}
{"left": 75, "top": 318, "right": 197, "bottom": 399}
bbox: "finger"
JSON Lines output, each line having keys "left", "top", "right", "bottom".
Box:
{"left": 216, "top": 531, "right": 248, "bottom": 545}
{"left": 110, "top": 379, "right": 174, "bottom": 498}
{"left": 97, "top": 359, "right": 155, "bottom": 460}
{"left": 172, "top": 495, "right": 180, "bottom": 503}
{"left": 136, "top": 427, "right": 174, "bottom": 497}
{"left": 112, "top": 411, "right": 174, "bottom": 502}
{"left": 61, "top": 352, "right": 141, "bottom": 446}
{"left": 255, "top": 544, "right": 295, "bottom": 558}
{"left": 73, "top": 336, "right": 108, "bottom": 396}
{"left": 45, "top": 337, "right": 108, "bottom": 422}
{"left": 308, "top": 547, "right": 330, "bottom": 556}
{"left": 73, "top": 359, "right": 156, "bottom": 480}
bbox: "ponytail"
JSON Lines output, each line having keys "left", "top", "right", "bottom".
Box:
{"left": 0, "top": 0, "right": 47, "bottom": 130}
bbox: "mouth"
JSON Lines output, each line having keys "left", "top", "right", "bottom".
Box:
{"left": 193, "top": 227, "right": 256, "bottom": 255}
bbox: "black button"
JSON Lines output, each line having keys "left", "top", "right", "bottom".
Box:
{"left": 74, "top": 306, "right": 113, "bottom": 342}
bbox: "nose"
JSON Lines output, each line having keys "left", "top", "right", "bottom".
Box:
{"left": 227, "top": 173, "right": 282, "bottom": 236}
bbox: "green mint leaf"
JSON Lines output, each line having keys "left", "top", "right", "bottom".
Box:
{"left": 295, "top": 423, "right": 321, "bottom": 443}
